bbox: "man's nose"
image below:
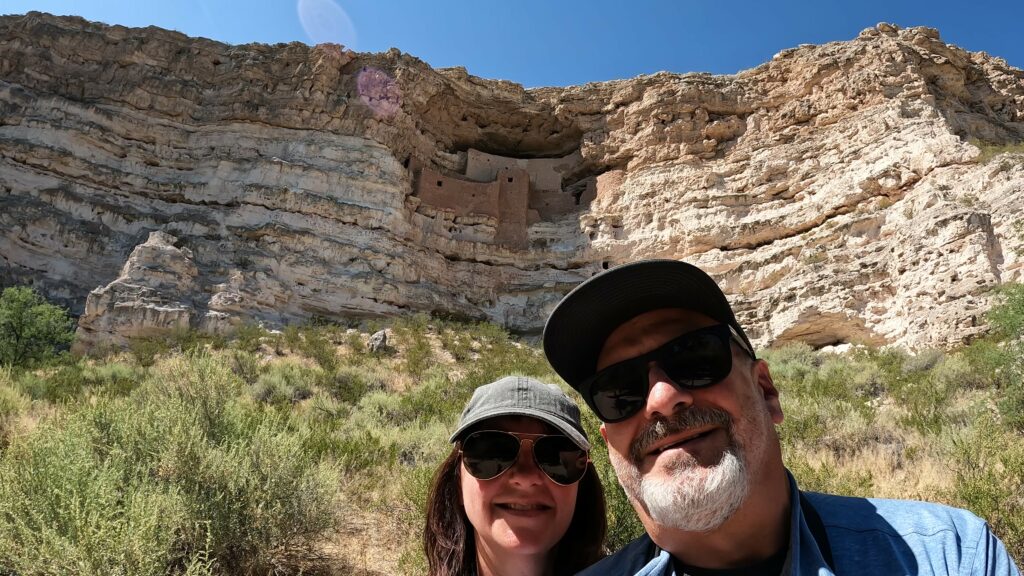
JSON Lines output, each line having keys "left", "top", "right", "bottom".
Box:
{"left": 643, "top": 362, "right": 695, "bottom": 419}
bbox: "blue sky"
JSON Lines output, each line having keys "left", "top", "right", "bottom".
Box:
{"left": 3, "top": 0, "right": 1022, "bottom": 87}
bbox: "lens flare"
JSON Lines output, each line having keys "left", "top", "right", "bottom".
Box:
{"left": 297, "top": 0, "right": 358, "bottom": 49}
{"left": 357, "top": 67, "right": 402, "bottom": 118}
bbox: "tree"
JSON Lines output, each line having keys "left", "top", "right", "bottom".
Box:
{"left": 0, "top": 286, "right": 75, "bottom": 367}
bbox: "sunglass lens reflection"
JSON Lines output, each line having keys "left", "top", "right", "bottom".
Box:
{"left": 533, "top": 436, "right": 588, "bottom": 484}
{"left": 462, "top": 431, "right": 519, "bottom": 480}
{"left": 590, "top": 364, "right": 646, "bottom": 422}
{"left": 660, "top": 332, "right": 732, "bottom": 386}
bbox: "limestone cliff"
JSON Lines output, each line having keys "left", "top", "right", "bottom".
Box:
{"left": 0, "top": 13, "right": 1021, "bottom": 351}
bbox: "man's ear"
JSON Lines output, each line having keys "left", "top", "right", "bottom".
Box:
{"left": 755, "top": 359, "right": 784, "bottom": 424}
{"left": 600, "top": 423, "right": 608, "bottom": 442}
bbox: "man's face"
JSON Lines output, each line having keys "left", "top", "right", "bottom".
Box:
{"left": 596, "top": 308, "right": 783, "bottom": 533}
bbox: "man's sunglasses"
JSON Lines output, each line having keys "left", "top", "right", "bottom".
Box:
{"left": 459, "top": 430, "right": 590, "bottom": 486}
{"left": 581, "top": 324, "right": 755, "bottom": 423}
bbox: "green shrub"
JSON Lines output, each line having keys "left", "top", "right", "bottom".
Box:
{"left": 895, "top": 372, "right": 953, "bottom": 434}
{"left": 165, "top": 327, "right": 213, "bottom": 355}
{"left": 174, "top": 412, "right": 338, "bottom": 570}
{"left": 0, "top": 286, "right": 75, "bottom": 368}
{"left": 438, "top": 325, "right": 481, "bottom": 362}
{"left": 0, "top": 369, "right": 30, "bottom": 449}
{"left": 0, "top": 417, "right": 194, "bottom": 575}
{"left": 14, "top": 360, "right": 146, "bottom": 403}
{"left": 231, "top": 322, "right": 267, "bottom": 354}
{"left": 777, "top": 396, "right": 829, "bottom": 447}
{"left": 252, "top": 361, "right": 319, "bottom": 406}
{"left": 82, "top": 361, "right": 147, "bottom": 398}
{"left": 930, "top": 354, "right": 977, "bottom": 389}
{"left": 0, "top": 352, "right": 341, "bottom": 575}
{"left": 252, "top": 379, "right": 289, "bottom": 405}
{"left": 998, "top": 380, "right": 1024, "bottom": 432}
{"left": 902, "top": 349, "right": 945, "bottom": 373}
{"left": 281, "top": 324, "right": 302, "bottom": 351}
{"left": 958, "top": 337, "right": 1012, "bottom": 389}
{"left": 947, "top": 416, "right": 1024, "bottom": 559}
{"left": 761, "top": 343, "right": 819, "bottom": 383}
{"left": 229, "top": 350, "right": 265, "bottom": 385}
{"left": 0, "top": 371, "right": 28, "bottom": 418}
{"left": 344, "top": 329, "right": 367, "bottom": 357}
{"left": 396, "top": 464, "right": 438, "bottom": 574}
{"left": 983, "top": 285, "right": 1024, "bottom": 433}
{"left": 393, "top": 370, "right": 467, "bottom": 426}
{"left": 393, "top": 314, "right": 434, "bottom": 375}
{"left": 129, "top": 329, "right": 229, "bottom": 368}
{"left": 319, "top": 365, "right": 372, "bottom": 404}
{"left": 764, "top": 344, "right": 878, "bottom": 403}
{"left": 296, "top": 329, "right": 339, "bottom": 373}
{"left": 458, "top": 327, "right": 558, "bottom": 388}
{"left": 130, "top": 337, "right": 172, "bottom": 368}
{"left": 16, "top": 362, "right": 87, "bottom": 402}
{"left": 334, "top": 429, "right": 398, "bottom": 473}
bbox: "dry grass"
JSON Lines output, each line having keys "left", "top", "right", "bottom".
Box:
{"left": 970, "top": 137, "right": 1024, "bottom": 164}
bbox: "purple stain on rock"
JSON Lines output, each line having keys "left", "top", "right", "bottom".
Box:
{"left": 357, "top": 67, "right": 401, "bottom": 119}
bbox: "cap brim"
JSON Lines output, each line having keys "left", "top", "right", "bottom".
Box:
{"left": 543, "top": 259, "right": 752, "bottom": 390}
{"left": 449, "top": 407, "right": 591, "bottom": 451}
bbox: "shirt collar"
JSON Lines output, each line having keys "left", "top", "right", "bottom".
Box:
{"left": 785, "top": 471, "right": 835, "bottom": 575}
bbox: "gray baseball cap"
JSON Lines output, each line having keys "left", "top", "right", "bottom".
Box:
{"left": 449, "top": 375, "right": 591, "bottom": 451}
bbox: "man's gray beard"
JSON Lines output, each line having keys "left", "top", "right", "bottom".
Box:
{"left": 609, "top": 407, "right": 750, "bottom": 533}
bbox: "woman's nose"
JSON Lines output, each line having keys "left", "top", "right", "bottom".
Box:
{"left": 507, "top": 440, "right": 544, "bottom": 485}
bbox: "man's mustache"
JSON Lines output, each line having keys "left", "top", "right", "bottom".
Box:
{"left": 629, "top": 406, "right": 732, "bottom": 465}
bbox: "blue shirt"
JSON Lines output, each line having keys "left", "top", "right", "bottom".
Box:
{"left": 578, "top": 473, "right": 1021, "bottom": 575}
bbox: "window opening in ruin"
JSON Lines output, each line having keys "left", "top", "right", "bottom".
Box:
{"left": 601, "top": 261, "right": 609, "bottom": 270}
{"left": 437, "top": 180, "right": 443, "bottom": 186}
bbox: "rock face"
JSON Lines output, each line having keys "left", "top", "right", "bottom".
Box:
{"left": 1, "top": 13, "right": 1022, "bottom": 351}
{"left": 74, "top": 231, "right": 218, "bottom": 351}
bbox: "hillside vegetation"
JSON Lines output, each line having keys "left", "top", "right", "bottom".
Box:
{"left": 0, "top": 286, "right": 1022, "bottom": 574}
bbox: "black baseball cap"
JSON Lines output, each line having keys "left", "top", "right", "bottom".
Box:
{"left": 542, "top": 259, "right": 755, "bottom": 390}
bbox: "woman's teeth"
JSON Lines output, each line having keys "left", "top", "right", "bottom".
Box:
{"left": 498, "top": 503, "right": 548, "bottom": 511}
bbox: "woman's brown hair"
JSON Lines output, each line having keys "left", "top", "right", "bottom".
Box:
{"left": 423, "top": 445, "right": 607, "bottom": 576}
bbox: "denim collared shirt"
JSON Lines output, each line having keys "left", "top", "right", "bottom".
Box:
{"left": 577, "top": 473, "right": 1021, "bottom": 575}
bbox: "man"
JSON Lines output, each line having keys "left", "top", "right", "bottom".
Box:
{"left": 542, "top": 259, "right": 1020, "bottom": 575}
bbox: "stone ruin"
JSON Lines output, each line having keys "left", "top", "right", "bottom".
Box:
{"left": 409, "top": 149, "right": 595, "bottom": 248}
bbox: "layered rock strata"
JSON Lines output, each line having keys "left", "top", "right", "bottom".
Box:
{"left": 0, "top": 13, "right": 1021, "bottom": 351}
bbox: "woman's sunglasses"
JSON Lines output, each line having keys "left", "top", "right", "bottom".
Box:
{"left": 581, "top": 324, "right": 755, "bottom": 423}
{"left": 459, "top": 430, "right": 589, "bottom": 486}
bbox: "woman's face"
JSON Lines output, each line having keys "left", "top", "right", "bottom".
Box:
{"left": 460, "top": 416, "right": 581, "bottom": 560}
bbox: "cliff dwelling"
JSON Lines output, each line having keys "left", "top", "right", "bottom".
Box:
{"left": 409, "top": 149, "right": 596, "bottom": 248}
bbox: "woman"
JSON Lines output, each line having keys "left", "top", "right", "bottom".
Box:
{"left": 424, "top": 375, "right": 607, "bottom": 576}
